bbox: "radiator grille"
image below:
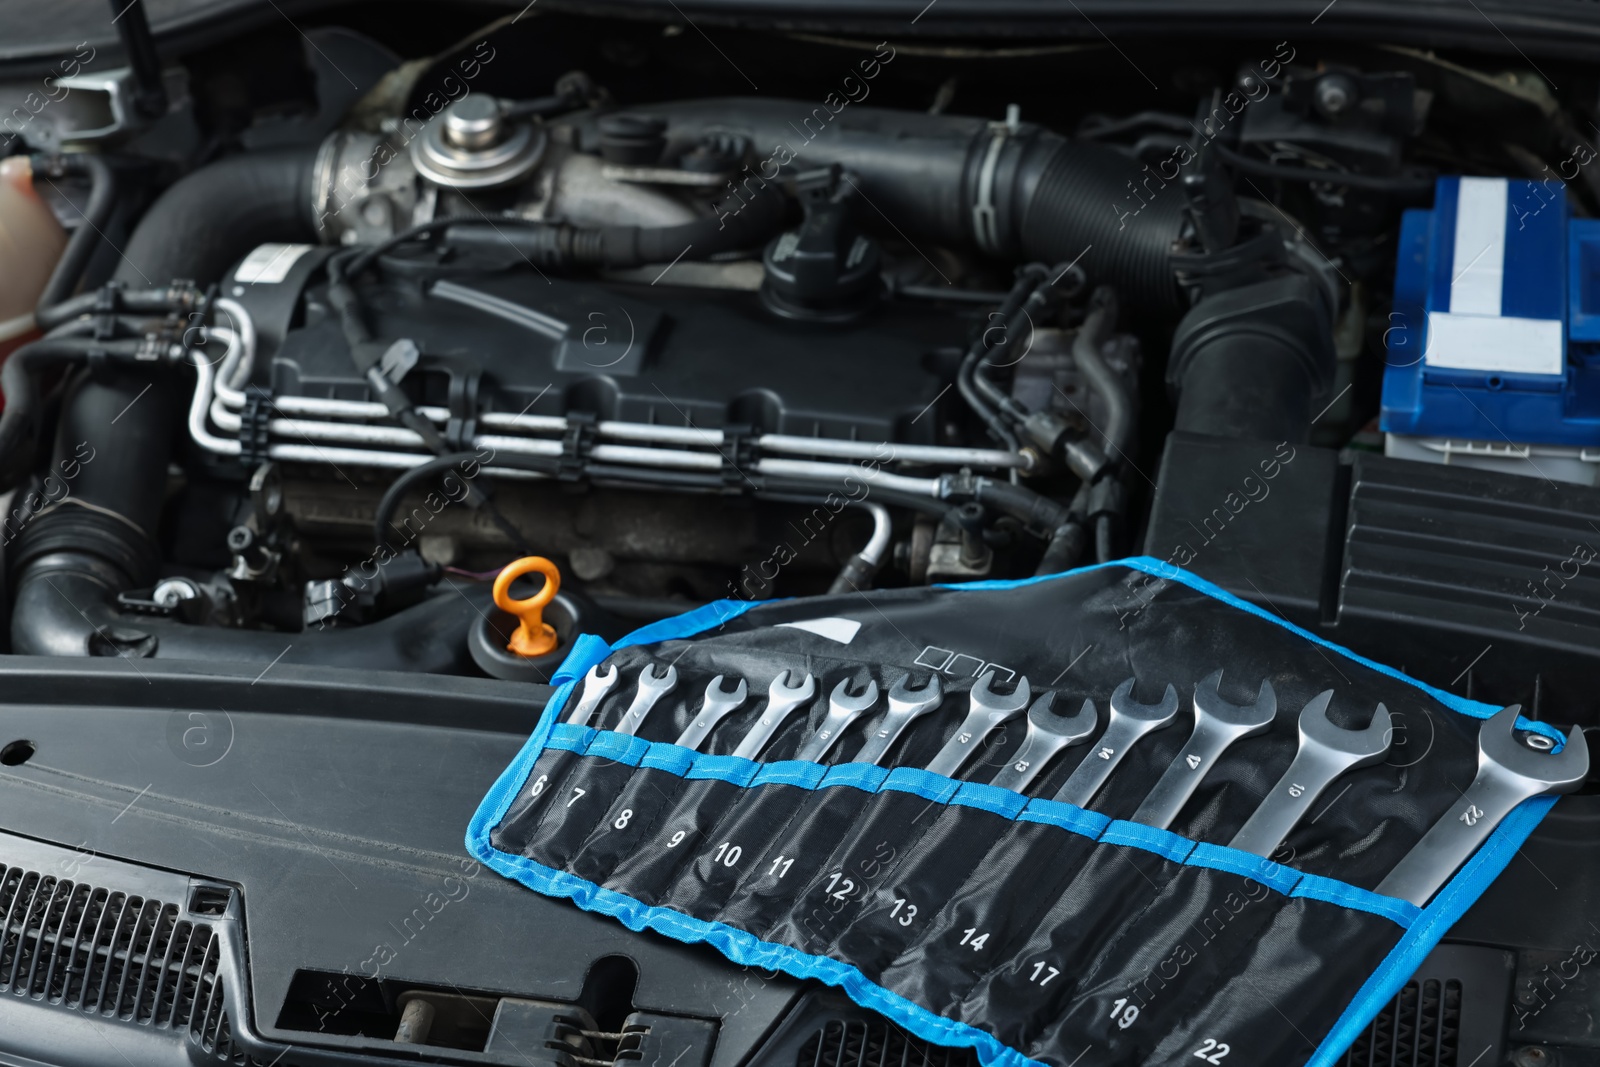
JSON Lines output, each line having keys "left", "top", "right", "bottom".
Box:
{"left": 798, "top": 1020, "right": 980, "bottom": 1067}
{"left": 0, "top": 864, "right": 239, "bottom": 1061}
{"left": 1344, "top": 977, "right": 1463, "bottom": 1067}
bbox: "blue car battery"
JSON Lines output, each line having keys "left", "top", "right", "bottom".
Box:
{"left": 1382, "top": 175, "right": 1600, "bottom": 483}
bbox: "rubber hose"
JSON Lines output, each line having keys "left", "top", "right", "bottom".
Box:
{"left": 33, "top": 153, "right": 116, "bottom": 312}
{"left": 1018, "top": 142, "right": 1188, "bottom": 319}
{"left": 572, "top": 100, "right": 1188, "bottom": 317}
{"left": 1071, "top": 286, "right": 1131, "bottom": 459}
{"left": 11, "top": 148, "right": 320, "bottom": 659}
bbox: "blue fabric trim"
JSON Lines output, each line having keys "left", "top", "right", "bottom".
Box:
{"left": 1017, "top": 800, "right": 1112, "bottom": 840}
{"left": 1292, "top": 872, "right": 1420, "bottom": 927}
{"left": 1099, "top": 820, "right": 1196, "bottom": 864}
{"left": 1186, "top": 842, "right": 1301, "bottom": 897}
{"left": 609, "top": 596, "right": 771, "bottom": 649}
{"left": 1304, "top": 795, "right": 1557, "bottom": 1067}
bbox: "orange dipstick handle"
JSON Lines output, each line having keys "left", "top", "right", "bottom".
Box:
{"left": 493, "top": 556, "right": 561, "bottom": 657}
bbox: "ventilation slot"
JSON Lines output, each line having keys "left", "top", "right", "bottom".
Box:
{"left": 797, "top": 1020, "right": 980, "bottom": 1067}
{"left": 1344, "top": 977, "right": 1463, "bottom": 1067}
{"left": 0, "top": 864, "right": 241, "bottom": 1062}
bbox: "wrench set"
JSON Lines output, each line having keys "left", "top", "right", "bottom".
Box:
{"left": 569, "top": 659, "right": 1589, "bottom": 905}
{"left": 485, "top": 565, "right": 1596, "bottom": 1067}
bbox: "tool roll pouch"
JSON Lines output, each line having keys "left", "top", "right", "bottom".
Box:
{"left": 469, "top": 559, "right": 1569, "bottom": 1067}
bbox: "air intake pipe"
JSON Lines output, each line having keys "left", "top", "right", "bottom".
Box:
{"left": 570, "top": 99, "right": 1191, "bottom": 320}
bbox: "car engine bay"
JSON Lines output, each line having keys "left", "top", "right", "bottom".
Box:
{"left": 1, "top": 2, "right": 1598, "bottom": 1065}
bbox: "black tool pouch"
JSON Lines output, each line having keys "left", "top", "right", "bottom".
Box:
{"left": 469, "top": 560, "right": 1569, "bottom": 1067}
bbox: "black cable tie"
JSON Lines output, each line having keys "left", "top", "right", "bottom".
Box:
{"left": 720, "top": 423, "right": 756, "bottom": 495}
{"left": 560, "top": 412, "right": 597, "bottom": 482}
{"left": 239, "top": 386, "right": 273, "bottom": 468}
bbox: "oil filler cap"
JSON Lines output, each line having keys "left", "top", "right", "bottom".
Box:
{"left": 760, "top": 165, "right": 881, "bottom": 323}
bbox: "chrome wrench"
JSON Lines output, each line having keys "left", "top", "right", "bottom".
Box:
{"left": 1131, "top": 671, "right": 1276, "bottom": 830}
{"left": 795, "top": 678, "right": 881, "bottom": 762}
{"left": 732, "top": 671, "right": 817, "bottom": 760}
{"left": 565, "top": 663, "right": 619, "bottom": 726}
{"left": 1052, "top": 677, "right": 1179, "bottom": 808}
{"left": 926, "top": 673, "right": 1032, "bottom": 778}
{"left": 1376, "top": 704, "right": 1589, "bottom": 907}
{"left": 1228, "top": 691, "right": 1389, "bottom": 857}
{"left": 855, "top": 674, "right": 944, "bottom": 765}
{"left": 613, "top": 663, "right": 678, "bottom": 736}
{"left": 672, "top": 675, "right": 750, "bottom": 751}
{"left": 987, "top": 692, "right": 1098, "bottom": 793}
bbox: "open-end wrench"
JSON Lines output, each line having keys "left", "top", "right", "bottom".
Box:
{"left": 855, "top": 674, "right": 944, "bottom": 765}
{"left": 987, "top": 692, "right": 1098, "bottom": 793}
{"left": 1131, "top": 671, "right": 1276, "bottom": 830}
{"left": 1052, "top": 678, "right": 1179, "bottom": 808}
{"left": 1227, "top": 691, "right": 1389, "bottom": 857}
{"left": 1376, "top": 705, "right": 1589, "bottom": 906}
{"left": 732, "top": 671, "right": 817, "bottom": 760}
{"left": 926, "top": 673, "right": 1032, "bottom": 778}
{"left": 672, "top": 675, "right": 750, "bottom": 751}
{"left": 613, "top": 663, "right": 678, "bottom": 736}
{"left": 565, "top": 663, "right": 619, "bottom": 726}
{"left": 795, "top": 678, "right": 882, "bottom": 762}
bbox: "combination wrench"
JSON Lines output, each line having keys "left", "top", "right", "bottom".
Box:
{"left": 671, "top": 675, "right": 750, "bottom": 751}
{"left": 987, "top": 692, "right": 1098, "bottom": 793}
{"left": 1227, "top": 691, "right": 1389, "bottom": 857}
{"left": 732, "top": 671, "right": 817, "bottom": 760}
{"left": 925, "top": 673, "right": 1032, "bottom": 778}
{"left": 1052, "top": 677, "right": 1179, "bottom": 808}
{"left": 565, "top": 663, "right": 619, "bottom": 726}
{"left": 613, "top": 663, "right": 678, "bottom": 736}
{"left": 854, "top": 674, "right": 944, "bottom": 765}
{"left": 1131, "top": 671, "right": 1276, "bottom": 830}
{"left": 1375, "top": 704, "right": 1589, "bottom": 906}
{"left": 795, "top": 679, "right": 882, "bottom": 762}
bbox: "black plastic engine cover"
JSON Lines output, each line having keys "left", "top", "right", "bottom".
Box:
{"left": 232, "top": 261, "right": 972, "bottom": 442}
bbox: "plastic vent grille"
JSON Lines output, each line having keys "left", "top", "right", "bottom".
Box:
{"left": 0, "top": 864, "right": 240, "bottom": 1062}
{"left": 798, "top": 1020, "right": 980, "bottom": 1067}
{"left": 1344, "top": 977, "right": 1463, "bottom": 1067}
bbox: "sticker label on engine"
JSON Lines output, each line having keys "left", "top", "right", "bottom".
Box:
{"left": 235, "top": 243, "right": 313, "bottom": 284}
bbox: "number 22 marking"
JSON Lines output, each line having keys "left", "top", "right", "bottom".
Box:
{"left": 1194, "top": 1039, "right": 1229, "bottom": 1064}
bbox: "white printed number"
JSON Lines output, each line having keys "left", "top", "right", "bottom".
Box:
{"left": 1194, "top": 1039, "right": 1230, "bottom": 1064}
{"left": 612, "top": 809, "right": 633, "bottom": 830}
{"left": 529, "top": 775, "right": 548, "bottom": 798}
{"left": 770, "top": 856, "right": 794, "bottom": 879}
{"left": 958, "top": 927, "right": 990, "bottom": 950}
{"left": 567, "top": 787, "right": 586, "bottom": 807}
{"left": 825, "top": 872, "right": 856, "bottom": 900}
{"left": 667, "top": 830, "right": 687, "bottom": 848}
{"left": 1028, "top": 961, "right": 1060, "bottom": 987}
{"left": 889, "top": 898, "right": 918, "bottom": 926}
{"left": 712, "top": 841, "right": 743, "bottom": 867}
{"left": 1109, "top": 998, "right": 1139, "bottom": 1030}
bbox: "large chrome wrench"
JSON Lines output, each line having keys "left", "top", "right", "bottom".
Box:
{"left": 1052, "top": 678, "right": 1179, "bottom": 808}
{"left": 614, "top": 663, "right": 678, "bottom": 736}
{"left": 854, "top": 674, "right": 944, "bottom": 765}
{"left": 795, "top": 678, "right": 881, "bottom": 762}
{"left": 1131, "top": 671, "right": 1276, "bottom": 830}
{"left": 672, "top": 675, "right": 750, "bottom": 751}
{"left": 731, "top": 671, "right": 817, "bottom": 760}
{"left": 565, "top": 663, "right": 619, "bottom": 726}
{"left": 925, "top": 673, "right": 1032, "bottom": 778}
{"left": 987, "top": 692, "right": 1098, "bottom": 793}
{"left": 1228, "top": 691, "right": 1389, "bottom": 857}
{"left": 1376, "top": 705, "right": 1589, "bottom": 906}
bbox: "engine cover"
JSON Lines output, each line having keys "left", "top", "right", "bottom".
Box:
{"left": 227, "top": 250, "right": 972, "bottom": 444}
